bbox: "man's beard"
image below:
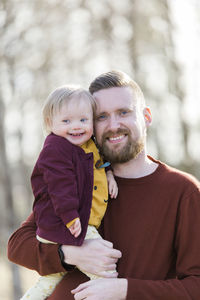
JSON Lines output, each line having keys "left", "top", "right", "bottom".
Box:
{"left": 97, "top": 129, "right": 145, "bottom": 164}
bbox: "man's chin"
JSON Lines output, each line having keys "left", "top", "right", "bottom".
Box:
{"left": 99, "top": 138, "right": 145, "bottom": 164}
{"left": 100, "top": 147, "right": 127, "bottom": 164}
{"left": 105, "top": 141, "right": 124, "bottom": 152}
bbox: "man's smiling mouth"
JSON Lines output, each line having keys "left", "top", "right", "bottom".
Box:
{"left": 108, "top": 135, "right": 125, "bottom": 141}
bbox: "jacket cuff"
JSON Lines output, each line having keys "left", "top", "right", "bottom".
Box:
{"left": 60, "top": 210, "right": 80, "bottom": 226}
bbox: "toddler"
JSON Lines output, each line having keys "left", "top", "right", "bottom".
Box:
{"left": 21, "top": 85, "right": 118, "bottom": 300}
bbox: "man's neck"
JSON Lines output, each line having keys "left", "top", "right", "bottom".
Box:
{"left": 112, "top": 150, "right": 158, "bottom": 179}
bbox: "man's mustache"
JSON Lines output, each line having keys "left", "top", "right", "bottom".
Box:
{"left": 102, "top": 128, "right": 130, "bottom": 140}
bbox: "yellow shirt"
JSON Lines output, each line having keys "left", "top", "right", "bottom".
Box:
{"left": 81, "top": 139, "right": 108, "bottom": 228}
{"left": 66, "top": 139, "right": 108, "bottom": 229}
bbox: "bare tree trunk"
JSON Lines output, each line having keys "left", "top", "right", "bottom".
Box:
{"left": 165, "top": 0, "right": 200, "bottom": 177}
{"left": 0, "top": 96, "right": 22, "bottom": 299}
{"left": 126, "top": 0, "right": 164, "bottom": 159}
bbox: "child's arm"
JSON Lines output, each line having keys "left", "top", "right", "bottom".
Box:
{"left": 106, "top": 170, "right": 118, "bottom": 199}
{"left": 35, "top": 140, "right": 80, "bottom": 227}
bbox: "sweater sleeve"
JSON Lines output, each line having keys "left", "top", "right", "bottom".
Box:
{"left": 35, "top": 141, "right": 80, "bottom": 225}
{"left": 7, "top": 213, "right": 66, "bottom": 276}
{"left": 126, "top": 189, "right": 200, "bottom": 300}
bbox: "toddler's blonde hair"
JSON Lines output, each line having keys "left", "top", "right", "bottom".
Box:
{"left": 43, "top": 85, "right": 96, "bottom": 133}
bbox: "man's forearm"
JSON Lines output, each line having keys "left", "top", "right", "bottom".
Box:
{"left": 8, "top": 214, "right": 121, "bottom": 278}
{"left": 7, "top": 213, "right": 65, "bottom": 276}
{"left": 61, "top": 239, "right": 121, "bottom": 277}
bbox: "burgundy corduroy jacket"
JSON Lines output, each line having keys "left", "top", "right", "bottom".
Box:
{"left": 31, "top": 133, "right": 94, "bottom": 245}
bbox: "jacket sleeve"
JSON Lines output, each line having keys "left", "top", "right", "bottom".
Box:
{"left": 35, "top": 141, "right": 80, "bottom": 225}
{"left": 126, "top": 189, "right": 200, "bottom": 300}
{"left": 7, "top": 213, "right": 66, "bottom": 276}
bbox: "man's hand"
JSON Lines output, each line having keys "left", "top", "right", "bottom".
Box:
{"left": 61, "top": 239, "right": 121, "bottom": 277}
{"left": 71, "top": 278, "right": 128, "bottom": 300}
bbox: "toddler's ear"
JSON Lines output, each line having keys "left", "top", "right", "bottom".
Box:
{"left": 46, "top": 117, "right": 52, "bottom": 131}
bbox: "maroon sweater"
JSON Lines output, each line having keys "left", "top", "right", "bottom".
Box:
{"left": 7, "top": 158, "right": 200, "bottom": 299}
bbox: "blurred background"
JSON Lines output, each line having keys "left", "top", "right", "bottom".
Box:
{"left": 1, "top": 0, "right": 200, "bottom": 299}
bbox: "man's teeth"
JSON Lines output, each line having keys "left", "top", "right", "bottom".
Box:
{"left": 109, "top": 135, "right": 124, "bottom": 141}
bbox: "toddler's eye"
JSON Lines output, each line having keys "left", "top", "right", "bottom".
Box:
{"left": 80, "top": 118, "right": 87, "bottom": 122}
{"left": 63, "top": 119, "right": 70, "bottom": 123}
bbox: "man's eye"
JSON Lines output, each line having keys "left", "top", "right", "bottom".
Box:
{"left": 97, "top": 115, "right": 106, "bottom": 121}
{"left": 63, "top": 119, "right": 70, "bottom": 123}
{"left": 120, "top": 111, "right": 128, "bottom": 116}
{"left": 80, "top": 118, "right": 87, "bottom": 122}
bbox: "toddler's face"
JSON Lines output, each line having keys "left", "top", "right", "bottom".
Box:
{"left": 51, "top": 97, "right": 93, "bottom": 146}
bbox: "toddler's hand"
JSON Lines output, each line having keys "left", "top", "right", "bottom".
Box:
{"left": 106, "top": 170, "right": 118, "bottom": 199}
{"left": 109, "top": 179, "right": 118, "bottom": 199}
{"left": 68, "top": 218, "right": 82, "bottom": 238}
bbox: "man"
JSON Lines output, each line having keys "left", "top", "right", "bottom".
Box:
{"left": 8, "top": 71, "right": 200, "bottom": 299}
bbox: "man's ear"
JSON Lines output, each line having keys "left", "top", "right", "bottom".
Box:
{"left": 143, "top": 107, "right": 152, "bottom": 126}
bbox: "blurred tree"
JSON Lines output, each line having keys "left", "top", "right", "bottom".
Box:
{"left": 0, "top": 1, "right": 23, "bottom": 299}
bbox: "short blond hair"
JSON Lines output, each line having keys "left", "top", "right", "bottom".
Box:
{"left": 43, "top": 85, "right": 96, "bottom": 133}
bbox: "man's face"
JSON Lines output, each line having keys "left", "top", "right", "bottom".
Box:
{"left": 94, "top": 86, "right": 150, "bottom": 164}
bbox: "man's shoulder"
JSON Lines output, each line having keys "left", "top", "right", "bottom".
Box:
{"left": 149, "top": 156, "right": 199, "bottom": 191}
{"left": 160, "top": 160, "right": 200, "bottom": 193}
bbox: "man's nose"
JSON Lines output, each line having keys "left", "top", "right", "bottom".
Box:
{"left": 108, "top": 115, "right": 120, "bottom": 131}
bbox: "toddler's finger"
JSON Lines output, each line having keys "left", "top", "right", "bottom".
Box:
{"left": 74, "top": 227, "right": 81, "bottom": 238}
